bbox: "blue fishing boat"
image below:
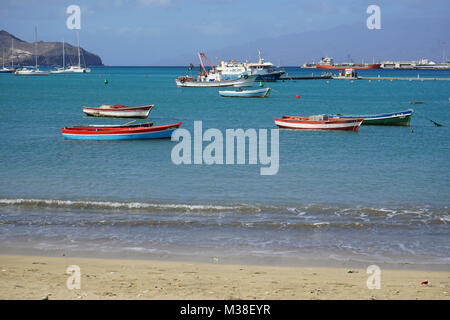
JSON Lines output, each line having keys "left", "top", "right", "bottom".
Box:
{"left": 61, "top": 122, "right": 181, "bottom": 140}
{"left": 219, "top": 87, "right": 271, "bottom": 98}
{"left": 330, "top": 109, "right": 414, "bottom": 126}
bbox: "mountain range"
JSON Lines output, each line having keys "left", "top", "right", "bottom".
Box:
{"left": 0, "top": 30, "right": 103, "bottom": 67}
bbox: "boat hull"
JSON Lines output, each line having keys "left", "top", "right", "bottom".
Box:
{"left": 275, "top": 117, "right": 363, "bottom": 131}
{"left": 82, "top": 105, "right": 153, "bottom": 118}
{"left": 254, "top": 71, "right": 285, "bottom": 82}
{"left": 331, "top": 110, "right": 413, "bottom": 126}
{"left": 14, "top": 70, "right": 49, "bottom": 76}
{"left": 176, "top": 75, "right": 256, "bottom": 87}
{"left": 316, "top": 64, "right": 381, "bottom": 69}
{"left": 219, "top": 88, "right": 271, "bottom": 98}
{"left": 62, "top": 122, "right": 181, "bottom": 140}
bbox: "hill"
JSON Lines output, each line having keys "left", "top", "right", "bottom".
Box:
{"left": 0, "top": 30, "right": 103, "bottom": 67}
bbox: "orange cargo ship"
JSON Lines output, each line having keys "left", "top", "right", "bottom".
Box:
{"left": 315, "top": 57, "right": 381, "bottom": 69}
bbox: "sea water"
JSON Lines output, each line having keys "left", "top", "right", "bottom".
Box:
{"left": 0, "top": 67, "right": 449, "bottom": 267}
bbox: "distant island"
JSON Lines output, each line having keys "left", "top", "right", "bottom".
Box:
{"left": 0, "top": 30, "right": 103, "bottom": 67}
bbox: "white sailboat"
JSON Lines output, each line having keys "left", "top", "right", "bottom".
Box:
{"left": 15, "top": 27, "right": 49, "bottom": 76}
{"left": 0, "top": 48, "right": 15, "bottom": 73}
{"left": 50, "top": 38, "right": 69, "bottom": 74}
{"left": 65, "top": 31, "right": 91, "bottom": 73}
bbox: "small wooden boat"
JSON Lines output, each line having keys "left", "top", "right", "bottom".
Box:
{"left": 61, "top": 122, "right": 181, "bottom": 140}
{"left": 409, "top": 101, "right": 424, "bottom": 104}
{"left": 219, "top": 87, "right": 271, "bottom": 98}
{"left": 275, "top": 115, "right": 363, "bottom": 131}
{"left": 330, "top": 109, "right": 413, "bottom": 126}
{"left": 82, "top": 104, "right": 153, "bottom": 118}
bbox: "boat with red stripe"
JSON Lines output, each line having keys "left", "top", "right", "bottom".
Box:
{"left": 61, "top": 122, "right": 181, "bottom": 140}
{"left": 82, "top": 104, "right": 154, "bottom": 118}
{"left": 274, "top": 115, "right": 363, "bottom": 131}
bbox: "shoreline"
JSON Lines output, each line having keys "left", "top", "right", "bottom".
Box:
{"left": 0, "top": 254, "right": 448, "bottom": 300}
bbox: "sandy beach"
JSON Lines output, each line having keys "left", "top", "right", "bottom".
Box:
{"left": 0, "top": 254, "right": 448, "bottom": 300}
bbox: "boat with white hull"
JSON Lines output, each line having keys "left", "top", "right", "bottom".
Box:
{"left": 52, "top": 31, "right": 91, "bottom": 73}
{"left": 82, "top": 104, "right": 153, "bottom": 118}
{"left": 14, "top": 27, "right": 49, "bottom": 76}
{"left": 275, "top": 115, "right": 363, "bottom": 131}
{"left": 216, "top": 50, "right": 285, "bottom": 81}
{"left": 219, "top": 87, "right": 271, "bottom": 97}
{"left": 176, "top": 52, "right": 256, "bottom": 87}
{"left": 176, "top": 75, "right": 256, "bottom": 87}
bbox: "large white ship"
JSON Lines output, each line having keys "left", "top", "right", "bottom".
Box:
{"left": 215, "top": 50, "right": 285, "bottom": 81}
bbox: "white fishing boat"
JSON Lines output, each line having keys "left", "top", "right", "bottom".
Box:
{"left": 215, "top": 50, "right": 285, "bottom": 81}
{"left": 82, "top": 104, "right": 153, "bottom": 118}
{"left": 219, "top": 87, "right": 271, "bottom": 98}
{"left": 176, "top": 52, "right": 256, "bottom": 87}
{"left": 274, "top": 115, "right": 364, "bottom": 131}
{"left": 14, "top": 27, "right": 49, "bottom": 76}
{"left": 176, "top": 74, "right": 256, "bottom": 87}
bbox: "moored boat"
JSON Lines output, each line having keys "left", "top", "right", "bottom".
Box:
{"left": 61, "top": 122, "right": 181, "bottom": 140}
{"left": 14, "top": 27, "right": 49, "bottom": 76}
{"left": 219, "top": 87, "right": 271, "bottom": 98}
{"left": 14, "top": 67, "right": 49, "bottom": 76}
{"left": 176, "top": 74, "right": 256, "bottom": 87}
{"left": 275, "top": 115, "right": 363, "bottom": 131}
{"left": 176, "top": 52, "right": 256, "bottom": 87}
{"left": 82, "top": 104, "right": 153, "bottom": 118}
{"left": 315, "top": 57, "right": 381, "bottom": 69}
{"left": 216, "top": 50, "right": 285, "bottom": 82}
{"left": 330, "top": 109, "right": 414, "bottom": 126}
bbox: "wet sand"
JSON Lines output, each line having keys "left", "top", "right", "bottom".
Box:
{"left": 0, "top": 254, "right": 448, "bottom": 300}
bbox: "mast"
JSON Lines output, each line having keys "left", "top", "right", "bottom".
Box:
{"left": 35, "top": 26, "right": 38, "bottom": 69}
{"left": 62, "top": 37, "right": 65, "bottom": 69}
{"left": 11, "top": 39, "right": 14, "bottom": 68}
{"left": 2, "top": 49, "right": 4, "bottom": 69}
{"left": 443, "top": 42, "right": 446, "bottom": 63}
{"left": 76, "top": 30, "right": 80, "bottom": 68}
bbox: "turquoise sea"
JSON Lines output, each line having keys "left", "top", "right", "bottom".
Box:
{"left": 0, "top": 67, "right": 449, "bottom": 267}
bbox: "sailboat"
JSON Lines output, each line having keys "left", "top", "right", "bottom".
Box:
{"left": 0, "top": 48, "right": 15, "bottom": 73}
{"left": 14, "top": 27, "right": 49, "bottom": 76}
{"left": 64, "top": 31, "right": 91, "bottom": 73}
{"left": 50, "top": 38, "right": 69, "bottom": 74}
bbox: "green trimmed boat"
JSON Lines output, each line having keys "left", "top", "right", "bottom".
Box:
{"left": 330, "top": 109, "right": 414, "bottom": 126}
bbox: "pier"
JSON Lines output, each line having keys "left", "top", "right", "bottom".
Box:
{"left": 356, "top": 76, "right": 450, "bottom": 81}
{"left": 279, "top": 75, "right": 332, "bottom": 80}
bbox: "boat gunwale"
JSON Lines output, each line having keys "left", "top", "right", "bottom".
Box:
{"left": 62, "top": 122, "right": 181, "bottom": 135}
{"left": 82, "top": 104, "right": 154, "bottom": 112}
{"left": 278, "top": 116, "right": 364, "bottom": 124}
{"left": 331, "top": 110, "right": 413, "bottom": 120}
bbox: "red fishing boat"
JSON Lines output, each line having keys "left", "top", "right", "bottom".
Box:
{"left": 274, "top": 115, "right": 363, "bottom": 131}
{"left": 62, "top": 122, "right": 181, "bottom": 140}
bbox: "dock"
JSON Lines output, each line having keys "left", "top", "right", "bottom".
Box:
{"left": 357, "top": 76, "right": 450, "bottom": 81}
{"left": 279, "top": 75, "right": 332, "bottom": 80}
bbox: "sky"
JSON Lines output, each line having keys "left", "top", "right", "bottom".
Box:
{"left": 1, "top": 0, "right": 449, "bottom": 65}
